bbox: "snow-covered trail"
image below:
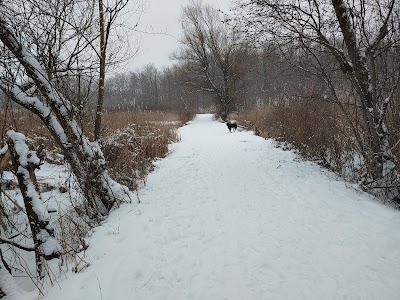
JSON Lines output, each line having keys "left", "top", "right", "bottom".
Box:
{"left": 39, "top": 114, "right": 400, "bottom": 300}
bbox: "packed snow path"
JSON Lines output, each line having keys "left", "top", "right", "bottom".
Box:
{"left": 42, "top": 114, "right": 400, "bottom": 300}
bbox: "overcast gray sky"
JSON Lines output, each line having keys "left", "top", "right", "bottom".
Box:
{"left": 128, "top": 0, "right": 233, "bottom": 71}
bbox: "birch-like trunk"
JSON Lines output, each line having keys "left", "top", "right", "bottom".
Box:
{"left": 7, "top": 131, "right": 60, "bottom": 278}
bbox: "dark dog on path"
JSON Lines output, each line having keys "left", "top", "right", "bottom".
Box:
{"left": 226, "top": 120, "right": 237, "bottom": 132}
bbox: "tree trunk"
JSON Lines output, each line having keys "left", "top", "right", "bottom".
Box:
{"left": 7, "top": 131, "right": 60, "bottom": 278}
{"left": 331, "top": 0, "right": 394, "bottom": 181}
{"left": 94, "top": 0, "right": 106, "bottom": 141}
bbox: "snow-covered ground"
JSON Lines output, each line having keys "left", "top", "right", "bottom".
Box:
{"left": 17, "top": 114, "right": 400, "bottom": 300}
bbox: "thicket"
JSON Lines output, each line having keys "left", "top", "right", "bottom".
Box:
{"left": 0, "top": 107, "right": 190, "bottom": 292}
{"left": 234, "top": 0, "right": 400, "bottom": 205}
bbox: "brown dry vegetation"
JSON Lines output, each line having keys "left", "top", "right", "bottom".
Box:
{"left": 0, "top": 109, "right": 58, "bottom": 154}
{"left": 237, "top": 99, "right": 400, "bottom": 183}
{"left": 0, "top": 108, "right": 193, "bottom": 189}
{"left": 102, "top": 110, "right": 192, "bottom": 189}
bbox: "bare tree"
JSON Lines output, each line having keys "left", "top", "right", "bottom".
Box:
{"left": 179, "top": 1, "right": 250, "bottom": 120}
{"left": 1, "top": 0, "right": 140, "bottom": 139}
{"left": 94, "top": 0, "right": 132, "bottom": 140}
{"left": 237, "top": 0, "right": 400, "bottom": 189}
{"left": 0, "top": 0, "right": 145, "bottom": 216}
{"left": 2, "top": 0, "right": 101, "bottom": 130}
{"left": 0, "top": 14, "right": 130, "bottom": 218}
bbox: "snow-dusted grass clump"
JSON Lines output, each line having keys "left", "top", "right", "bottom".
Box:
{"left": 102, "top": 110, "right": 186, "bottom": 190}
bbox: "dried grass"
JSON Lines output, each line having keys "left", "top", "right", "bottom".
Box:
{"left": 102, "top": 110, "right": 191, "bottom": 190}
{"left": 0, "top": 108, "right": 193, "bottom": 189}
{"left": 238, "top": 101, "right": 360, "bottom": 180}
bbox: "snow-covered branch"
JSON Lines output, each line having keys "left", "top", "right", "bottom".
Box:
{"left": 0, "top": 14, "right": 131, "bottom": 217}
{"left": 6, "top": 130, "right": 61, "bottom": 278}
